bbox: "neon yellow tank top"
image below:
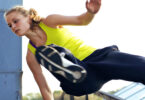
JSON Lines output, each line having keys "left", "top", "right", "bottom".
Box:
{"left": 28, "top": 22, "right": 96, "bottom": 61}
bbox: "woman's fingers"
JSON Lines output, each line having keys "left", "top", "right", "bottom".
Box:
{"left": 86, "top": 0, "right": 101, "bottom": 14}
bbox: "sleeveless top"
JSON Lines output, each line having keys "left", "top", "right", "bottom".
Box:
{"left": 28, "top": 22, "right": 96, "bottom": 61}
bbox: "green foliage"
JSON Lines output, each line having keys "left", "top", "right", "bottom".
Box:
{"left": 23, "top": 93, "right": 43, "bottom": 100}
{"left": 23, "top": 90, "right": 104, "bottom": 100}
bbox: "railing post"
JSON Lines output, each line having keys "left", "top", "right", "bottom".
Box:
{"left": 60, "top": 92, "right": 65, "bottom": 100}
{"left": 86, "top": 95, "right": 89, "bottom": 100}
{"left": 70, "top": 95, "right": 74, "bottom": 100}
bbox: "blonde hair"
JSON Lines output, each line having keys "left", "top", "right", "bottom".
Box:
{"left": 5, "top": 6, "right": 41, "bottom": 24}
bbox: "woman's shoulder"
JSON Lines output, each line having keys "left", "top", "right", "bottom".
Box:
{"left": 41, "top": 17, "right": 57, "bottom": 29}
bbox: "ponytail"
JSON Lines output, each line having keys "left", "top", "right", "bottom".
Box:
{"left": 29, "top": 8, "right": 41, "bottom": 23}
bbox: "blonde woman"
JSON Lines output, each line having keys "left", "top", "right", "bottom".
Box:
{"left": 4, "top": 0, "right": 145, "bottom": 100}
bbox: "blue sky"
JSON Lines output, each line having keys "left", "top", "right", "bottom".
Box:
{"left": 22, "top": 0, "right": 145, "bottom": 95}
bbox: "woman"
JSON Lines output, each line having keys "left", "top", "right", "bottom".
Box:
{"left": 4, "top": 0, "right": 145, "bottom": 100}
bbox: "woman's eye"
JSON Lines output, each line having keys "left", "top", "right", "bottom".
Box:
{"left": 13, "top": 20, "right": 18, "bottom": 23}
{"left": 8, "top": 24, "right": 12, "bottom": 28}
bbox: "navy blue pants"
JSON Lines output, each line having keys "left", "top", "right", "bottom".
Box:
{"left": 45, "top": 45, "right": 145, "bottom": 96}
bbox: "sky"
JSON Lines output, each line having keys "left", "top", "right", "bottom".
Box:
{"left": 22, "top": 0, "right": 145, "bottom": 95}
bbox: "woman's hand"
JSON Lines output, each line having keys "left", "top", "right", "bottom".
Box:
{"left": 86, "top": 0, "right": 101, "bottom": 14}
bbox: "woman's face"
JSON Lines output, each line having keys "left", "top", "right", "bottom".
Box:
{"left": 5, "top": 11, "right": 31, "bottom": 36}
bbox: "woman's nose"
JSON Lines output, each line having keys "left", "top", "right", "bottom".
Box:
{"left": 11, "top": 24, "right": 16, "bottom": 30}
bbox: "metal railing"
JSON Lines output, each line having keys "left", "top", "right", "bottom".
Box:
{"left": 95, "top": 91, "right": 124, "bottom": 100}
{"left": 60, "top": 92, "right": 89, "bottom": 100}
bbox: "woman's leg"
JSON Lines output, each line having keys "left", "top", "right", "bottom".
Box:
{"left": 87, "top": 46, "right": 145, "bottom": 84}
{"left": 106, "top": 51, "right": 145, "bottom": 84}
{"left": 35, "top": 45, "right": 109, "bottom": 96}
{"left": 35, "top": 44, "right": 87, "bottom": 83}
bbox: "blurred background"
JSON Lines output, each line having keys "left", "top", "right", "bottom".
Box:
{"left": 22, "top": 0, "right": 145, "bottom": 98}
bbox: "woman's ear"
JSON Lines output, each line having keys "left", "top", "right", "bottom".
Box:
{"left": 28, "top": 15, "right": 32, "bottom": 24}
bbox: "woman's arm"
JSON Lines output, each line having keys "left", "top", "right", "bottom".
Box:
{"left": 43, "top": 0, "right": 101, "bottom": 26}
{"left": 26, "top": 49, "right": 54, "bottom": 100}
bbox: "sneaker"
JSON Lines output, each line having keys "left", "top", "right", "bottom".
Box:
{"left": 35, "top": 45, "right": 87, "bottom": 83}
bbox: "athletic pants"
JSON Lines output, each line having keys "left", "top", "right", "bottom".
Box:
{"left": 44, "top": 45, "right": 145, "bottom": 96}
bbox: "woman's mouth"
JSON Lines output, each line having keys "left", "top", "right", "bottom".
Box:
{"left": 15, "top": 29, "right": 20, "bottom": 33}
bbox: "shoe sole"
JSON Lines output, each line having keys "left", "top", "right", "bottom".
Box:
{"left": 36, "top": 45, "right": 87, "bottom": 83}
